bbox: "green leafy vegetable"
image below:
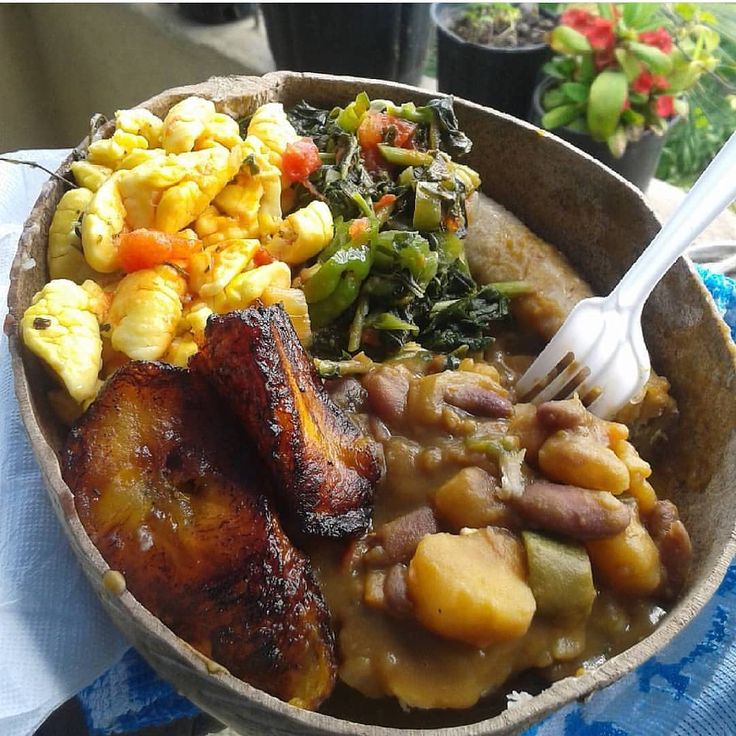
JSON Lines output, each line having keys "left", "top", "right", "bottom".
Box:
{"left": 287, "top": 92, "right": 527, "bottom": 360}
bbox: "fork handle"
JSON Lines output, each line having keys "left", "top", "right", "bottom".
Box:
{"left": 611, "top": 132, "right": 736, "bottom": 310}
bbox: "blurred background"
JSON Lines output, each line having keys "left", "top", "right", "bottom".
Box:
{"left": 1, "top": 3, "right": 734, "bottom": 192}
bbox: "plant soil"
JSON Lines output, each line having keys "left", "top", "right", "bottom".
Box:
{"left": 452, "top": 4, "right": 553, "bottom": 48}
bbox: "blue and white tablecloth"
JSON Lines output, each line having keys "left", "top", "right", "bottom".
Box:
{"left": 1, "top": 151, "right": 734, "bottom": 736}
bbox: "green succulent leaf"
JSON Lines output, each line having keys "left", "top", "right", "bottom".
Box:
{"left": 629, "top": 41, "right": 673, "bottom": 75}
{"left": 622, "top": 108, "right": 646, "bottom": 126}
{"left": 629, "top": 91, "right": 648, "bottom": 105}
{"left": 542, "top": 61, "right": 568, "bottom": 80}
{"left": 607, "top": 126, "right": 629, "bottom": 158}
{"left": 550, "top": 26, "right": 592, "bottom": 54}
{"left": 578, "top": 55, "right": 597, "bottom": 84}
{"left": 624, "top": 3, "right": 661, "bottom": 28}
{"left": 561, "top": 82, "right": 590, "bottom": 103}
{"left": 615, "top": 49, "right": 643, "bottom": 83}
{"left": 587, "top": 70, "right": 628, "bottom": 142}
{"left": 543, "top": 87, "right": 568, "bottom": 110}
{"left": 622, "top": 3, "right": 641, "bottom": 26}
{"left": 541, "top": 104, "right": 583, "bottom": 130}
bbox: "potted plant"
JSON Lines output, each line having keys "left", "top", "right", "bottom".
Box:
{"left": 531, "top": 3, "right": 726, "bottom": 190}
{"left": 260, "top": 4, "right": 432, "bottom": 87}
{"left": 432, "top": 3, "right": 555, "bottom": 119}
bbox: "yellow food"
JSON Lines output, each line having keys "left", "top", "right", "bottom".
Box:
{"left": 193, "top": 205, "right": 254, "bottom": 245}
{"left": 81, "top": 171, "right": 127, "bottom": 273}
{"left": 212, "top": 176, "right": 263, "bottom": 236}
{"left": 188, "top": 239, "right": 260, "bottom": 301}
{"left": 20, "top": 279, "right": 103, "bottom": 403}
{"left": 120, "top": 145, "right": 245, "bottom": 234}
{"left": 107, "top": 265, "right": 186, "bottom": 360}
{"left": 70, "top": 161, "right": 112, "bottom": 193}
{"left": 432, "top": 467, "right": 507, "bottom": 531}
{"left": 260, "top": 286, "right": 312, "bottom": 346}
{"left": 244, "top": 133, "right": 284, "bottom": 235}
{"left": 246, "top": 102, "right": 299, "bottom": 170}
{"left": 161, "top": 96, "right": 242, "bottom": 153}
{"left": 586, "top": 509, "right": 662, "bottom": 596}
{"left": 87, "top": 129, "right": 150, "bottom": 170}
{"left": 115, "top": 107, "right": 164, "bottom": 148}
{"left": 538, "top": 430, "right": 630, "bottom": 493}
{"left": 220, "top": 261, "right": 292, "bottom": 312}
{"left": 266, "top": 201, "right": 334, "bottom": 265}
{"left": 47, "top": 188, "right": 101, "bottom": 283}
{"left": 614, "top": 439, "right": 658, "bottom": 513}
{"left": 407, "top": 528, "right": 536, "bottom": 648}
{"left": 164, "top": 335, "right": 199, "bottom": 367}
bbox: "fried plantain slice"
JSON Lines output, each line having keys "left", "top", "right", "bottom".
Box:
{"left": 192, "top": 305, "right": 382, "bottom": 538}
{"left": 63, "top": 361, "right": 336, "bottom": 709}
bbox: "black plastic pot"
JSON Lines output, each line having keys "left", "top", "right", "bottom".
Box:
{"left": 178, "top": 4, "right": 254, "bottom": 24}
{"left": 260, "top": 4, "right": 431, "bottom": 86}
{"left": 530, "top": 78, "right": 673, "bottom": 192}
{"left": 432, "top": 2, "right": 552, "bottom": 120}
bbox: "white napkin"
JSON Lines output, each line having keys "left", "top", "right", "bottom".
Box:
{"left": 0, "top": 151, "right": 128, "bottom": 736}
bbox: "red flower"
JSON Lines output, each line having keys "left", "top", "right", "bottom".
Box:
{"left": 639, "top": 27, "right": 673, "bottom": 53}
{"left": 654, "top": 95, "right": 675, "bottom": 118}
{"left": 561, "top": 9, "right": 615, "bottom": 51}
{"left": 622, "top": 97, "right": 631, "bottom": 111}
{"left": 587, "top": 17, "right": 615, "bottom": 51}
{"left": 594, "top": 46, "right": 616, "bottom": 71}
{"left": 561, "top": 8, "right": 595, "bottom": 34}
{"left": 652, "top": 74, "right": 670, "bottom": 90}
{"left": 632, "top": 71, "right": 654, "bottom": 94}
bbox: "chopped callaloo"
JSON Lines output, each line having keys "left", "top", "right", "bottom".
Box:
{"left": 286, "top": 91, "right": 524, "bottom": 360}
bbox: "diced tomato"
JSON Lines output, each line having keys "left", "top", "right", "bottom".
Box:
{"left": 357, "top": 112, "right": 416, "bottom": 150}
{"left": 253, "top": 246, "right": 275, "bottom": 267}
{"left": 118, "top": 229, "right": 201, "bottom": 273}
{"left": 446, "top": 215, "right": 460, "bottom": 233}
{"left": 357, "top": 112, "right": 416, "bottom": 172}
{"left": 282, "top": 137, "right": 322, "bottom": 183}
{"left": 361, "top": 146, "right": 386, "bottom": 174}
{"left": 348, "top": 218, "right": 370, "bottom": 240}
{"left": 375, "top": 193, "right": 397, "bottom": 210}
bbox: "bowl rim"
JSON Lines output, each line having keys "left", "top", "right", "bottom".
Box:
{"left": 7, "top": 70, "right": 736, "bottom": 735}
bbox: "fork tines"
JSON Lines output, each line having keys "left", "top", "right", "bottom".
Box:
{"left": 516, "top": 351, "right": 600, "bottom": 406}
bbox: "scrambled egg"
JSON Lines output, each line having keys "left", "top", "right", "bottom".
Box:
{"left": 21, "top": 279, "right": 103, "bottom": 403}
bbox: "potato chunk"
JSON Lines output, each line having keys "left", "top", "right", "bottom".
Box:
{"left": 433, "top": 467, "right": 513, "bottom": 531}
{"left": 407, "top": 528, "right": 535, "bottom": 648}
{"left": 538, "top": 430, "right": 630, "bottom": 493}
{"left": 586, "top": 508, "right": 661, "bottom": 596}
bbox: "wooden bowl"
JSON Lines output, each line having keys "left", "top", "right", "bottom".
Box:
{"left": 7, "top": 73, "right": 736, "bottom": 735}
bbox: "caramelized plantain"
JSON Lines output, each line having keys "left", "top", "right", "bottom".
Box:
{"left": 192, "top": 305, "right": 382, "bottom": 538}
{"left": 63, "top": 361, "right": 336, "bottom": 709}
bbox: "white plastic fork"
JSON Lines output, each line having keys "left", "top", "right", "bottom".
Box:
{"left": 516, "top": 132, "right": 736, "bottom": 419}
